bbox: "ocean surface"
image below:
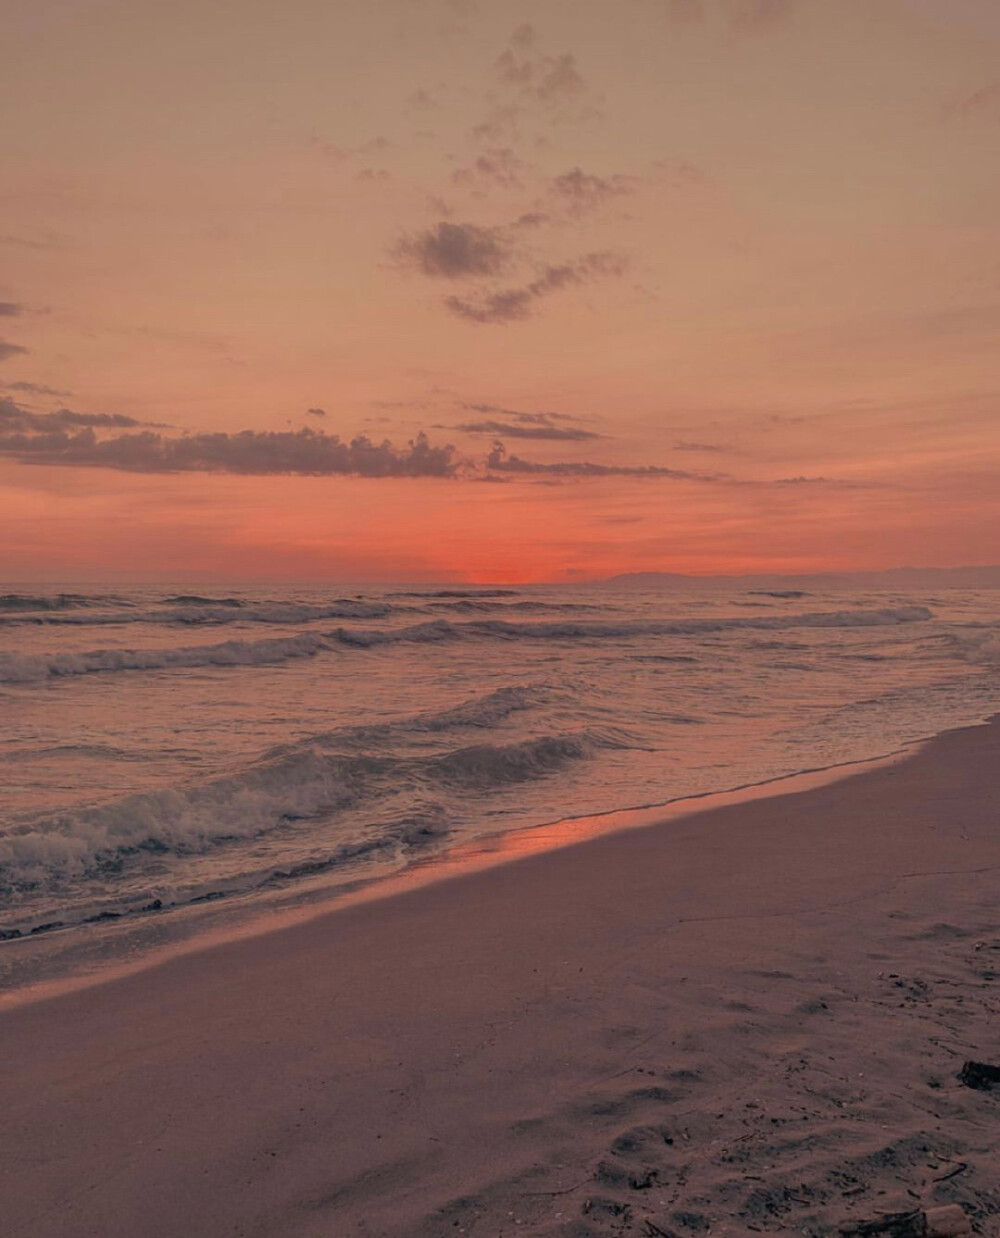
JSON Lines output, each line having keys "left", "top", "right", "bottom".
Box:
{"left": 2, "top": 581, "right": 999, "bottom": 978}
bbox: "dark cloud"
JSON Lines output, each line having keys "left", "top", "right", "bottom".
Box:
{"left": 443, "top": 252, "right": 627, "bottom": 324}
{"left": 0, "top": 398, "right": 160, "bottom": 433}
{"left": 451, "top": 419, "right": 599, "bottom": 441}
{"left": 0, "top": 303, "right": 24, "bottom": 318}
{"left": 0, "top": 340, "right": 28, "bottom": 362}
{"left": 486, "top": 441, "right": 723, "bottom": 481}
{"left": 394, "top": 221, "right": 514, "bottom": 278}
{"left": 306, "top": 407, "right": 327, "bottom": 418}
{"left": 550, "top": 167, "right": 633, "bottom": 214}
{"left": 0, "top": 409, "right": 457, "bottom": 478}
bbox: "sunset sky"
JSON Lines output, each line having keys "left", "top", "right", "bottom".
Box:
{"left": 3, "top": 0, "right": 1000, "bottom": 582}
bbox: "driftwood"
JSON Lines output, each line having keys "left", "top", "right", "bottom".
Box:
{"left": 958, "top": 1060, "right": 1000, "bottom": 1090}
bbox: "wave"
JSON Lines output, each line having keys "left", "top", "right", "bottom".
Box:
{"left": 0, "top": 697, "right": 612, "bottom": 890}
{"left": 288, "top": 685, "right": 552, "bottom": 750}
{"left": 0, "top": 593, "right": 124, "bottom": 612}
{"left": 941, "top": 625, "right": 1000, "bottom": 666}
{"left": 429, "top": 599, "right": 603, "bottom": 614}
{"left": 330, "top": 606, "right": 934, "bottom": 648}
{"left": 162, "top": 594, "right": 246, "bottom": 607}
{"left": 0, "top": 598, "right": 392, "bottom": 629}
{"left": 387, "top": 589, "right": 520, "bottom": 599}
{"left": 1, "top": 607, "right": 933, "bottom": 683}
{"left": 0, "top": 633, "right": 328, "bottom": 683}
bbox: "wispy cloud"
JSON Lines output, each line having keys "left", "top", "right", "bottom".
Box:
{"left": 444, "top": 252, "right": 627, "bottom": 324}
{"left": 0, "top": 303, "right": 25, "bottom": 318}
{"left": 461, "top": 403, "right": 592, "bottom": 427}
{"left": 450, "top": 419, "right": 600, "bottom": 441}
{"left": 451, "top": 147, "right": 527, "bottom": 191}
{"left": 486, "top": 441, "right": 724, "bottom": 480}
{"left": 0, "top": 399, "right": 162, "bottom": 432}
{"left": 3, "top": 381, "right": 72, "bottom": 397}
{"left": 0, "top": 341, "right": 29, "bottom": 363}
{"left": 549, "top": 168, "right": 633, "bottom": 215}
{"left": 674, "top": 440, "right": 731, "bottom": 453}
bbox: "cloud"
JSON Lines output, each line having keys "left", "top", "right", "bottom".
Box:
{"left": 674, "top": 440, "right": 730, "bottom": 453}
{"left": 549, "top": 168, "right": 633, "bottom": 215}
{"left": 486, "top": 441, "right": 724, "bottom": 480}
{"left": 450, "top": 419, "right": 599, "bottom": 441}
{"left": 451, "top": 147, "right": 527, "bottom": 191}
{"left": 534, "top": 53, "right": 589, "bottom": 104}
{"left": 0, "top": 340, "right": 29, "bottom": 362}
{"left": 306, "top": 407, "right": 327, "bottom": 418}
{"left": 0, "top": 398, "right": 160, "bottom": 433}
{"left": 0, "top": 408, "right": 457, "bottom": 478}
{"left": 444, "top": 252, "right": 627, "bottom": 324}
{"left": 394, "top": 221, "right": 514, "bottom": 278}
{"left": 0, "top": 303, "right": 24, "bottom": 318}
{"left": 461, "top": 403, "right": 588, "bottom": 426}
{"left": 3, "top": 381, "right": 71, "bottom": 397}
{"left": 493, "top": 45, "right": 590, "bottom": 104}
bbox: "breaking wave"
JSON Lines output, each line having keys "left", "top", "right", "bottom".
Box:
{"left": 0, "top": 685, "right": 614, "bottom": 892}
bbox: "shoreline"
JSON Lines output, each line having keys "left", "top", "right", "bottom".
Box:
{"left": 2, "top": 717, "right": 1000, "bottom": 1237}
{"left": 0, "top": 741, "right": 915, "bottom": 1010}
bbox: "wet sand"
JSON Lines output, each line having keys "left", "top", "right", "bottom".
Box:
{"left": 2, "top": 719, "right": 999, "bottom": 1237}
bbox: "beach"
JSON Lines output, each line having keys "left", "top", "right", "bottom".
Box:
{"left": 2, "top": 717, "right": 999, "bottom": 1238}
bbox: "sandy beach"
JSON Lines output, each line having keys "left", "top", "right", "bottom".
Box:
{"left": 2, "top": 719, "right": 999, "bottom": 1238}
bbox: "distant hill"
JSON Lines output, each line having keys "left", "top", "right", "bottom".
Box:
{"left": 601, "top": 566, "right": 1000, "bottom": 590}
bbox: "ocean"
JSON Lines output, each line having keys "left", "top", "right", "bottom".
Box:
{"left": 1, "top": 581, "right": 998, "bottom": 985}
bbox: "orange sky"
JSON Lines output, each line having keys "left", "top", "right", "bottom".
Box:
{"left": 2, "top": 0, "right": 999, "bottom": 582}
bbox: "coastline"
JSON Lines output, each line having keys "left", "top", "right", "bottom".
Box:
{"left": 0, "top": 744, "right": 913, "bottom": 1009}
{"left": 2, "top": 717, "right": 1000, "bottom": 1236}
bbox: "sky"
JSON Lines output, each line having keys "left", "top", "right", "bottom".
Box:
{"left": 2, "top": 0, "right": 1000, "bottom": 583}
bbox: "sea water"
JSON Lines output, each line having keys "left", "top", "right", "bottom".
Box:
{"left": 1, "top": 582, "right": 998, "bottom": 980}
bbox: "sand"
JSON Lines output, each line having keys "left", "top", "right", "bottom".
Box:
{"left": 2, "top": 720, "right": 999, "bottom": 1238}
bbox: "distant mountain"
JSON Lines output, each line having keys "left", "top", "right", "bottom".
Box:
{"left": 601, "top": 566, "right": 1000, "bottom": 590}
